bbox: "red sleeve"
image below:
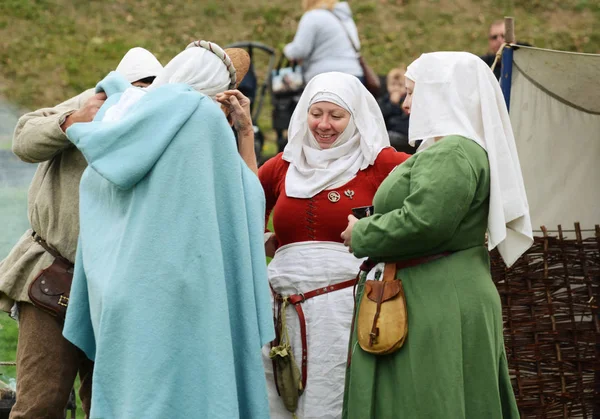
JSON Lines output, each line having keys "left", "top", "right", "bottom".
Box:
{"left": 258, "top": 153, "right": 287, "bottom": 232}
{"left": 371, "top": 147, "right": 411, "bottom": 185}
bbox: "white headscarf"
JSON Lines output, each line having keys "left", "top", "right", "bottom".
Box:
{"left": 115, "top": 47, "right": 163, "bottom": 83}
{"left": 104, "top": 43, "right": 234, "bottom": 122}
{"left": 148, "top": 47, "right": 232, "bottom": 99}
{"left": 283, "top": 72, "right": 390, "bottom": 198}
{"left": 405, "top": 51, "right": 533, "bottom": 267}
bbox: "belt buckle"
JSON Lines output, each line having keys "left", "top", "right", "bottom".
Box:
{"left": 58, "top": 295, "right": 69, "bottom": 307}
{"left": 287, "top": 293, "right": 305, "bottom": 304}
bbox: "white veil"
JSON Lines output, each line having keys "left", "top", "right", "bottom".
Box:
{"left": 405, "top": 51, "right": 533, "bottom": 267}
{"left": 282, "top": 72, "right": 390, "bottom": 198}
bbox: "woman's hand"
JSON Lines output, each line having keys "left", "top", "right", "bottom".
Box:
{"left": 215, "top": 90, "right": 253, "bottom": 135}
{"left": 341, "top": 215, "right": 359, "bottom": 252}
{"left": 215, "top": 89, "right": 258, "bottom": 175}
{"left": 265, "top": 233, "right": 279, "bottom": 258}
{"left": 61, "top": 92, "right": 107, "bottom": 132}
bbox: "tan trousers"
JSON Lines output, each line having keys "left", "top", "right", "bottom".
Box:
{"left": 9, "top": 303, "right": 93, "bottom": 419}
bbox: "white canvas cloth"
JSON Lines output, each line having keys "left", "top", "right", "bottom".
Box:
{"left": 405, "top": 51, "right": 533, "bottom": 267}
{"left": 282, "top": 72, "right": 390, "bottom": 198}
{"left": 115, "top": 47, "right": 163, "bottom": 83}
{"left": 263, "top": 241, "right": 378, "bottom": 419}
{"left": 508, "top": 46, "right": 600, "bottom": 231}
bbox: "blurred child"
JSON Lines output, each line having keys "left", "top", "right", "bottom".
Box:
{"left": 378, "top": 67, "right": 415, "bottom": 154}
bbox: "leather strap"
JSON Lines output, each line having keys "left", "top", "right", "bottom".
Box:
{"left": 272, "top": 253, "right": 453, "bottom": 388}
{"left": 382, "top": 262, "right": 397, "bottom": 282}
{"left": 369, "top": 282, "right": 386, "bottom": 346}
{"left": 290, "top": 303, "right": 308, "bottom": 390}
{"left": 275, "top": 277, "right": 357, "bottom": 391}
{"left": 287, "top": 278, "right": 358, "bottom": 306}
{"left": 346, "top": 252, "right": 453, "bottom": 366}
{"left": 327, "top": 10, "right": 360, "bottom": 54}
{"left": 395, "top": 252, "right": 453, "bottom": 270}
{"left": 31, "top": 232, "right": 73, "bottom": 267}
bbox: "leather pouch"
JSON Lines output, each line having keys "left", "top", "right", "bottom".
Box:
{"left": 357, "top": 263, "right": 408, "bottom": 355}
{"left": 28, "top": 258, "right": 73, "bottom": 320}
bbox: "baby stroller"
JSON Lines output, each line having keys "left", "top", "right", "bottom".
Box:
{"left": 0, "top": 386, "right": 77, "bottom": 419}
{"left": 224, "top": 42, "right": 276, "bottom": 164}
{"left": 269, "top": 54, "right": 305, "bottom": 153}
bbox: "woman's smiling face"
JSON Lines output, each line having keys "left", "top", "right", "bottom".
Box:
{"left": 307, "top": 102, "right": 351, "bottom": 149}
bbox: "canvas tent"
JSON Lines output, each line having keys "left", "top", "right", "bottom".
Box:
{"left": 493, "top": 44, "right": 600, "bottom": 419}
{"left": 500, "top": 45, "right": 600, "bottom": 231}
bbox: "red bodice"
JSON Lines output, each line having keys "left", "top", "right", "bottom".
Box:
{"left": 258, "top": 148, "right": 410, "bottom": 247}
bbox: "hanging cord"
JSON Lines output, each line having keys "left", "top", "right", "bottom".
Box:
{"left": 491, "top": 42, "right": 509, "bottom": 73}
{"left": 268, "top": 298, "right": 299, "bottom": 419}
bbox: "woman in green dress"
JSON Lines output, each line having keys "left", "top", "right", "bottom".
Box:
{"left": 340, "top": 52, "right": 534, "bottom": 418}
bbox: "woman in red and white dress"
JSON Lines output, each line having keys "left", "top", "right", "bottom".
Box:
{"left": 259, "top": 72, "right": 410, "bottom": 419}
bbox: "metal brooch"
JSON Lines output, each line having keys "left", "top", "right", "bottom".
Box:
{"left": 328, "top": 191, "right": 341, "bottom": 203}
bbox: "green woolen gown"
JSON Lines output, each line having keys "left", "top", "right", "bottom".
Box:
{"left": 342, "top": 136, "right": 520, "bottom": 419}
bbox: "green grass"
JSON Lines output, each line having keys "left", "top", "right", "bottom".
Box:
{"left": 0, "top": 187, "right": 24, "bottom": 402}
{"left": 0, "top": 188, "right": 29, "bottom": 260}
{"left": 0, "top": 312, "right": 84, "bottom": 417}
{"left": 0, "top": 0, "right": 598, "bottom": 415}
{"left": 0, "top": 313, "right": 18, "bottom": 389}
{"left": 1, "top": 0, "right": 598, "bottom": 148}
{"left": 0, "top": 189, "right": 20, "bottom": 402}
{"left": 0, "top": 186, "right": 85, "bottom": 417}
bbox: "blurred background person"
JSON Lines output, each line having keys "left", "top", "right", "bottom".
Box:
{"left": 283, "top": 0, "right": 363, "bottom": 83}
{"left": 480, "top": 20, "right": 505, "bottom": 79}
{"left": 378, "top": 67, "right": 414, "bottom": 154}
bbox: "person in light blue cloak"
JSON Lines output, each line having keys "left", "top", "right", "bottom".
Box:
{"left": 62, "top": 42, "right": 275, "bottom": 419}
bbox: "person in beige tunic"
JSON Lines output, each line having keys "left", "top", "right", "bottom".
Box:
{"left": 0, "top": 47, "right": 163, "bottom": 419}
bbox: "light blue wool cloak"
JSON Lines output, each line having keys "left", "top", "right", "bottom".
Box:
{"left": 63, "top": 73, "right": 275, "bottom": 419}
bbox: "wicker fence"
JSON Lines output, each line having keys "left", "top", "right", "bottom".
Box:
{"left": 490, "top": 224, "right": 600, "bottom": 419}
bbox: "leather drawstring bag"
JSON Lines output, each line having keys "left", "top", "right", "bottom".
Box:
{"left": 357, "top": 262, "right": 408, "bottom": 355}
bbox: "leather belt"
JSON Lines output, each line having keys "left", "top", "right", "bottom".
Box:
{"left": 395, "top": 252, "right": 454, "bottom": 270}
{"left": 271, "top": 251, "right": 454, "bottom": 391}
{"left": 272, "top": 277, "right": 357, "bottom": 391}
{"left": 31, "top": 231, "right": 73, "bottom": 267}
{"left": 346, "top": 251, "right": 454, "bottom": 367}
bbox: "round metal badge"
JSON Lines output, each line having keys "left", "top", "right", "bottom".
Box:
{"left": 328, "top": 191, "right": 341, "bottom": 203}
